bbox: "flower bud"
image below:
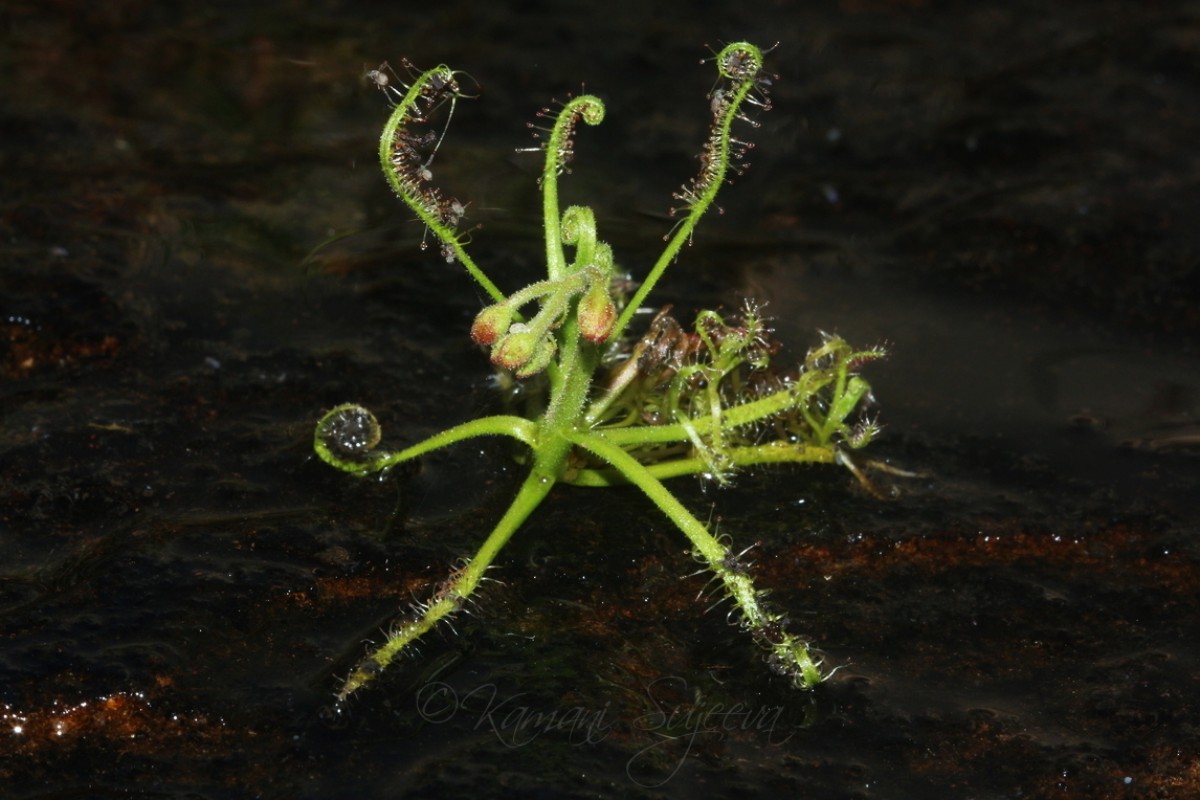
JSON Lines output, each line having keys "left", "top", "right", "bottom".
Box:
{"left": 578, "top": 281, "right": 616, "bottom": 344}
{"left": 470, "top": 303, "right": 513, "bottom": 346}
{"left": 490, "top": 327, "right": 538, "bottom": 371}
{"left": 514, "top": 334, "right": 557, "bottom": 379}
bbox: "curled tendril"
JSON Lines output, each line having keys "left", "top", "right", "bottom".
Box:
{"left": 559, "top": 205, "right": 596, "bottom": 248}
{"left": 377, "top": 63, "right": 505, "bottom": 303}
{"left": 530, "top": 95, "right": 606, "bottom": 281}
{"left": 671, "top": 42, "right": 771, "bottom": 218}
{"left": 559, "top": 205, "right": 602, "bottom": 284}
{"left": 525, "top": 95, "right": 606, "bottom": 177}
{"left": 610, "top": 42, "right": 774, "bottom": 343}
{"left": 314, "top": 404, "right": 388, "bottom": 475}
{"left": 715, "top": 42, "right": 764, "bottom": 81}
{"left": 542, "top": 95, "right": 603, "bottom": 178}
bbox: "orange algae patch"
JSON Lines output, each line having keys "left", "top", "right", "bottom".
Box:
{"left": 0, "top": 691, "right": 235, "bottom": 766}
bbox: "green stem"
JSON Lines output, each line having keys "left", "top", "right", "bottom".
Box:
{"left": 315, "top": 411, "right": 536, "bottom": 477}
{"left": 338, "top": 468, "right": 555, "bottom": 701}
{"left": 372, "top": 415, "right": 537, "bottom": 470}
{"left": 568, "top": 431, "right": 734, "bottom": 564}
{"left": 568, "top": 429, "right": 825, "bottom": 688}
{"left": 565, "top": 441, "right": 837, "bottom": 487}
{"left": 590, "top": 369, "right": 837, "bottom": 450}
{"left": 337, "top": 314, "right": 597, "bottom": 700}
{"left": 542, "top": 157, "right": 566, "bottom": 282}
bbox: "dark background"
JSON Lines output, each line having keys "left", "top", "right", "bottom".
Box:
{"left": 2, "top": 1, "right": 1198, "bottom": 797}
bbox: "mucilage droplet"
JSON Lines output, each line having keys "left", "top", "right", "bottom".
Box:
{"left": 318, "top": 404, "right": 382, "bottom": 458}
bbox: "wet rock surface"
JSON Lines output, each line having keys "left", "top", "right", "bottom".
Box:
{"left": 2, "top": 2, "right": 1198, "bottom": 797}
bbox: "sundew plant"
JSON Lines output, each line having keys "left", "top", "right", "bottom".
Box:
{"left": 315, "top": 43, "right": 893, "bottom": 703}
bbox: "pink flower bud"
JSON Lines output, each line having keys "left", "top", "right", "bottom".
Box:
{"left": 470, "top": 304, "right": 513, "bottom": 346}
{"left": 490, "top": 327, "right": 538, "bottom": 370}
{"left": 514, "top": 334, "right": 557, "bottom": 379}
{"left": 577, "top": 281, "right": 616, "bottom": 344}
